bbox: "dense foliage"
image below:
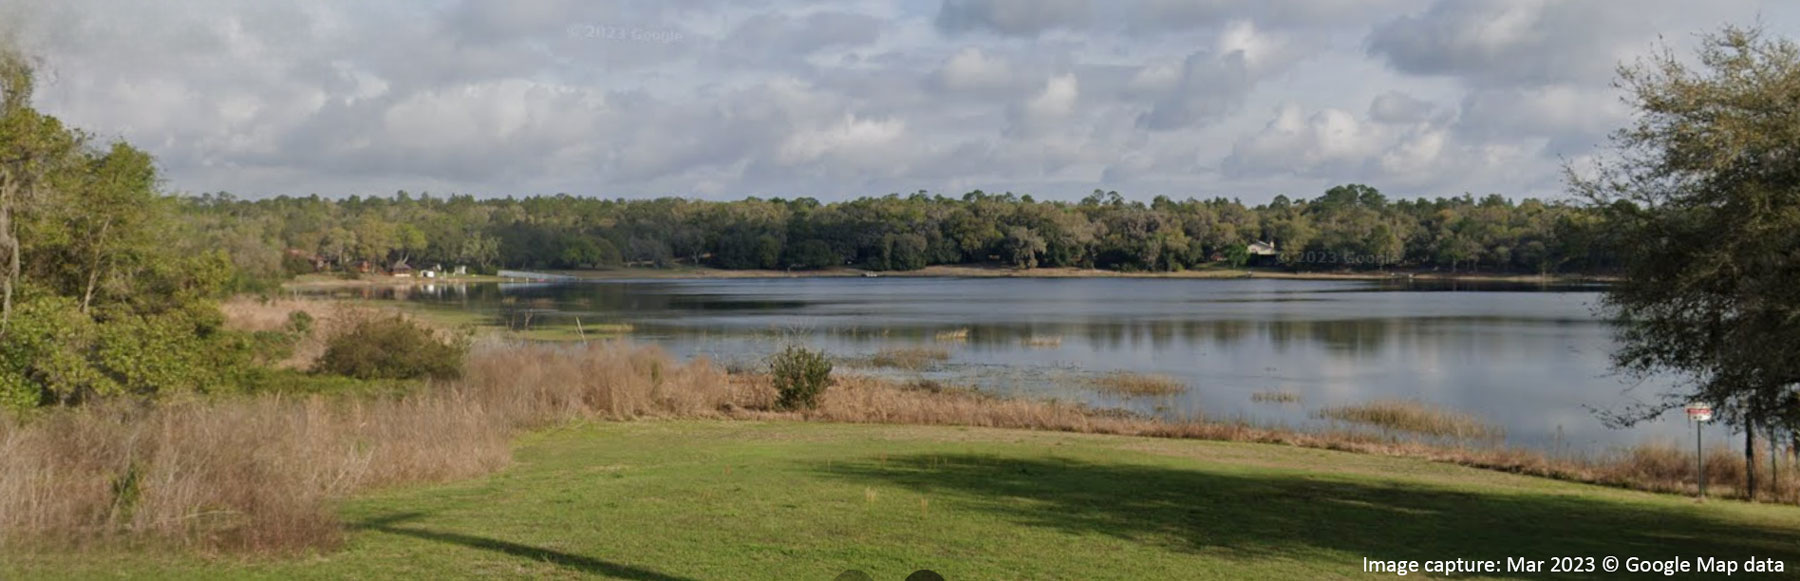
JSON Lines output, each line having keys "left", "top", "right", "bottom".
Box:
{"left": 183, "top": 184, "right": 1625, "bottom": 282}
{"left": 1577, "top": 26, "right": 1800, "bottom": 496}
{"left": 0, "top": 50, "right": 255, "bottom": 409}
{"left": 315, "top": 313, "right": 468, "bottom": 381}
{"left": 769, "top": 345, "right": 832, "bottom": 411}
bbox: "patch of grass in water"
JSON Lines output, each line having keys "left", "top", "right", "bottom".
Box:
{"left": 1088, "top": 372, "right": 1187, "bottom": 397}
{"left": 1314, "top": 399, "right": 1502, "bottom": 440}
{"left": 864, "top": 346, "right": 952, "bottom": 370}
{"left": 1251, "top": 390, "right": 1301, "bottom": 404}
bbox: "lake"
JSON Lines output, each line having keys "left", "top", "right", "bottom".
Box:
{"left": 318, "top": 276, "right": 1716, "bottom": 453}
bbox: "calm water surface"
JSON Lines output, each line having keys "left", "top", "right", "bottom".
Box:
{"left": 327, "top": 277, "right": 1716, "bottom": 453}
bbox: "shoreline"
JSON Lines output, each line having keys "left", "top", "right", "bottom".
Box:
{"left": 549, "top": 264, "right": 1617, "bottom": 284}
{"left": 279, "top": 265, "right": 1617, "bottom": 290}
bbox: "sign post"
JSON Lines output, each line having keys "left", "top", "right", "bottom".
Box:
{"left": 1686, "top": 402, "right": 1714, "bottom": 499}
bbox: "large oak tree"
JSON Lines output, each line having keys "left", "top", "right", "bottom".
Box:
{"left": 1574, "top": 26, "right": 1800, "bottom": 498}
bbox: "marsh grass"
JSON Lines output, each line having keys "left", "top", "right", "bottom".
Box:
{"left": 223, "top": 298, "right": 633, "bottom": 350}
{"left": 6, "top": 340, "right": 1798, "bottom": 556}
{"left": 220, "top": 298, "right": 345, "bottom": 369}
{"left": 0, "top": 342, "right": 743, "bottom": 554}
{"left": 1250, "top": 390, "right": 1301, "bottom": 404}
{"left": 1315, "top": 399, "right": 1503, "bottom": 440}
{"left": 1022, "top": 335, "right": 1063, "bottom": 348}
{"left": 1088, "top": 372, "right": 1187, "bottom": 397}
{"left": 865, "top": 346, "right": 951, "bottom": 370}
{"left": 932, "top": 328, "right": 970, "bottom": 342}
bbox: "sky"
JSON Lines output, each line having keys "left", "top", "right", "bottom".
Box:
{"left": 5, "top": 0, "right": 1798, "bottom": 203}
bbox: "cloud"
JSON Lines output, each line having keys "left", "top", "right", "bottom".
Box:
{"left": 1125, "top": 0, "right": 1427, "bottom": 32}
{"left": 1223, "top": 101, "right": 1536, "bottom": 194}
{"left": 8, "top": 0, "right": 1799, "bottom": 202}
{"left": 1367, "top": 90, "right": 1436, "bottom": 124}
{"left": 934, "top": 0, "right": 1090, "bottom": 37}
{"left": 1007, "top": 73, "right": 1078, "bottom": 136}
{"left": 1225, "top": 105, "right": 1386, "bottom": 179}
{"left": 718, "top": 10, "right": 884, "bottom": 67}
{"left": 934, "top": 47, "right": 1015, "bottom": 92}
{"left": 1134, "top": 21, "right": 1300, "bottom": 130}
{"left": 1366, "top": 0, "right": 1760, "bottom": 87}
{"left": 1453, "top": 85, "right": 1627, "bottom": 155}
{"left": 777, "top": 113, "right": 908, "bottom": 168}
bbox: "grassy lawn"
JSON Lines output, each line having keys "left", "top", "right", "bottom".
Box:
{"left": 11, "top": 421, "right": 1800, "bottom": 579}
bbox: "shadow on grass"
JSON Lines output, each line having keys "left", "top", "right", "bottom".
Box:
{"left": 815, "top": 454, "right": 1800, "bottom": 579}
{"left": 353, "top": 512, "right": 695, "bottom": 581}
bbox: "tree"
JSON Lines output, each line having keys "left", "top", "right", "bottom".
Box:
{"left": 351, "top": 215, "right": 397, "bottom": 266}
{"left": 1000, "top": 226, "right": 1046, "bottom": 269}
{"left": 0, "top": 49, "right": 82, "bottom": 334}
{"left": 1223, "top": 243, "right": 1250, "bottom": 268}
{"left": 457, "top": 232, "right": 500, "bottom": 269}
{"left": 1572, "top": 26, "right": 1800, "bottom": 498}
{"left": 785, "top": 239, "right": 838, "bottom": 270}
{"left": 0, "top": 47, "right": 255, "bottom": 408}
{"left": 71, "top": 143, "right": 158, "bottom": 312}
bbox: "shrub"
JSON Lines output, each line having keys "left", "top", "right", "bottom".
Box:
{"left": 286, "top": 310, "right": 314, "bottom": 335}
{"left": 769, "top": 344, "right": 832, "bottom": 410}
{"left": 1, "top": 292, "right": 255, "bottom": 408}
{"left": 314, "top": 313, "right": 468, "bottom": 380}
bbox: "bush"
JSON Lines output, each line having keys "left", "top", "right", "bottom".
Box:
{"left": 314, "top": 313, "right": 468, "bottom": 380}
{"left": 1, "top": 291, "right": 256, "bottom": 408}
{"left": 286, "top": 310, "right": 314, "bottom": 335}
{"left": 769, "top": 344, "right": 832, "bottom": 410}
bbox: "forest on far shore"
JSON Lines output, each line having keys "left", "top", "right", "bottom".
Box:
{"left": 182, "top": 184, "right": 1626, "bottom": 284}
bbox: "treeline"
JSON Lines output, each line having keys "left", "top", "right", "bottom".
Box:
{"left": 183, "top": 184, "right": 1626, "bottom": 282}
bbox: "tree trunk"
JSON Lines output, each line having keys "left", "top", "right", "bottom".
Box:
{"left": 1746, "top": 416, "right": 1758, "bottom": 499}
{"left": 0, "top": 185, "right": 15, "bottom": 338}
{"left": 80, "top": 218, "right": 113, "bottom": 314}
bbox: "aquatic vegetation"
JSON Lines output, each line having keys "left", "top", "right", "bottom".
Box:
{"left": 867, "top": 346, "right": 951, "bottom": 370}
{"left": 1088, "top": 372, "right": 1187, "bottom": 397}
{"left": 1251, "top": 390, "right": 1301, "bottom": 404}
{"left": 1314, "top": 400, "right": 1502, "bottom": 440}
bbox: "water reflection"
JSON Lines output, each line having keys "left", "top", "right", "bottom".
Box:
{"left": 312, "top": 277, "right": 1704, "bottom": 453}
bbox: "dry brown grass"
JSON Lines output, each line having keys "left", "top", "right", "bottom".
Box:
{"left": 220, "top": 298, "right": 363, "bottom": 369}
{"left": 1315, "top": 399, "right": 1503, "bottom": 440}
{"left": 865, "top": 346, "right": 951, "bottom": 370}
{"left": 5, "top": 339, "right": 1796, "bottom": 556}
{"left": 1088, "top": 372, "right": 1187, "bottom": 397}
{"left": 802, "top": 376, "right": 1800, "bottom": 503}
{"left": 218, "top": 298, "right": 335, "bottom": 333}
{"left": 0, "top": 341, "right": 747, "bottom": 554}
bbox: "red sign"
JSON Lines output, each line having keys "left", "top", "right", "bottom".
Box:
{"left": 1686, "top": 402, "right": 1714, "bottom": 422}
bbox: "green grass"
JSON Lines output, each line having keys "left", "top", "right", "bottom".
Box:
{"left": 11, "top": 421, "right": 1800, "bottom": 579}
{"left": 376, "top": 301, "right": 632, "bottom": 343}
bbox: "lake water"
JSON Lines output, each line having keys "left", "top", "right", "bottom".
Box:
{"left": 321, "top": 277, "right": 1718, "bottom": 453}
